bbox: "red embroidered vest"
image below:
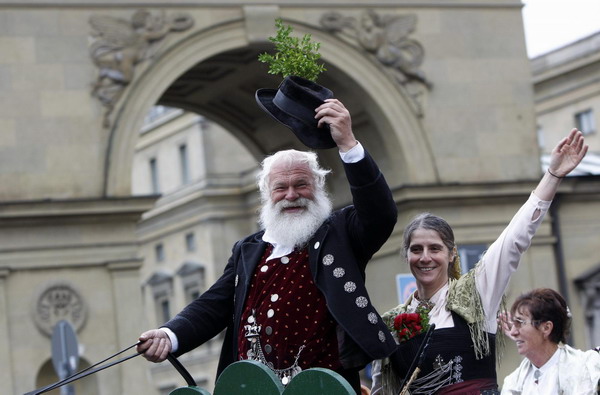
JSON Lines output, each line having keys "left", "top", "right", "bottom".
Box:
{"left": 237, "top": 245, "right": 341, "bottom": 371}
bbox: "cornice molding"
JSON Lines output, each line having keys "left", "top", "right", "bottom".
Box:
{"left": 0, "top": 1, "right": 523, "bottom": 8}
{"left": 0, "top": 196, "right": 158, "bottom": 220}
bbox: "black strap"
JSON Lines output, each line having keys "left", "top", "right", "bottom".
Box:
{"left": 24, "top": 342, "right": 141, "bottom": 395}
{"left": 400, "top": 323, "right": 436, "bottom": 390}
{"left": 167, "top": 354, "right": 197, "bottom": 387}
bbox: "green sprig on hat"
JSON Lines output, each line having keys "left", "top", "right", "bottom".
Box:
{"left": 258, "top": 19, "right": 326, "bottom": 82}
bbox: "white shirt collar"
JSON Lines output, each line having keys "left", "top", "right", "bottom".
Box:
{"left": 261, "top": 232, "right": 294, "bottom": 261}
{"left": 536, "top": 346, "right": 561, "bottom": 374}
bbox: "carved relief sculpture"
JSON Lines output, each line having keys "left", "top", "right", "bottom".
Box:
{"left": 89, "top": 10, "right": 194, "bottom": 127}
{"left": 320, "top": 10, "right": 430, "bottom": 114}
{"left": 33, "top": 282, "right": 88, "bottom": 337}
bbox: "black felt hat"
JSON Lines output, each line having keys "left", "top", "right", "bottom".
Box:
{"left": 255, "top": 76, "right": 336, "bottom": 149}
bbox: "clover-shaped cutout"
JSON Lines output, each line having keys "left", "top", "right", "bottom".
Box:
{"left": 170, "top": 360, "right": 355, "bottom": 394}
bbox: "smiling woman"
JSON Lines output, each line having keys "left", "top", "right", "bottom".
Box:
{"left": 500, "top": 288, "right": 600, "bottom": 394}
{"left": 405, "top": 224, "right": 459, "bottom": 298}
{"left": 371, "top": 129, "right": 589, "bottom": 395}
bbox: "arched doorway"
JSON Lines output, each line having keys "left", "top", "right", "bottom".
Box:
{"left": 109, "top": 17, "right": 438, "bottom": 392}
{"left": 35, "top": 357, "right": 98, "bottom": 395}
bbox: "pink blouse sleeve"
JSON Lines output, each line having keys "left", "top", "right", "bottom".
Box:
{"left": 474, "top": 192, "right": 552, "bottom": 332}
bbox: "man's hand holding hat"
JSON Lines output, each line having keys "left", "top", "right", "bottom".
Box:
{"left": 315, "top": 98, "right": 358, "bottom": 152}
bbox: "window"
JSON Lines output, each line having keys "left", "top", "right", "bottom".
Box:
{"left": 574, "top": 266, "right": 600, "bottom": 349}
{"left": 144, "top": 105, "right": 179, "bottom": 125}
{"left": 185, "top": 232, "right": 196, "bottom": 252}
{"left": 457, "top": 244, "right": 487, "bottom": 273}
{"left": 155, "top": 243, "right": 165, "bottom": 263}
{"left": 160, "top": 299, "right": 170, "bottom": 323}
{"left": 179, "top": 143, "right": 190, "bottom": 185}
{"left": 536, "top": 124, "right": 545, "bottom": 149}
{"left": 575, "top": 109, "right": 596, "bottom": 135}
{"left": 146, "top": 271, "right": 173, "bottom": 326}
{"left": 177, "top": 262, "right": 205, "bottom": 304}
{"left": 184, "top": 285, "right": 202, "bottom": 304}
{"left": 149, "top": 157, "right": 160, "bottom": 194}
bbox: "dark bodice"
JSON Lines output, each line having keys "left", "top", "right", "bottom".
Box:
{"left": 393, "top": 311, "right": 497, "bottom": 394}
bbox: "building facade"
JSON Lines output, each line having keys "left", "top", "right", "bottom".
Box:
{"left": 133, "top": 107, "right": 258, "bottom": 392}
{"left": 532, "top": 30, "right": 600, "bottom": 349}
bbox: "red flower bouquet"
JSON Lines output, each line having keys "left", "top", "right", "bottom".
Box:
{"left": 392, "top": 305, "right": 431, "bottom": 342}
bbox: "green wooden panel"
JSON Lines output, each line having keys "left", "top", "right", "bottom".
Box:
{"left": 210, "top": 360, "right": 355, "bottom": 395}
{"left": 170, "top": 386, "right": 211, "bottom": 395}
{"left": 213, "top": 360, "right": 285, "bottom": 395}
{"left": 283, "top": 368, "right": 355, "bottom": 395}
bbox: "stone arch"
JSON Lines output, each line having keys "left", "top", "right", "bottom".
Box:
{"left": 299, "top": 21, "right": 438, "bottom": 185}
{"left": 104, "top": 17, "right": 438, "bottom": 197}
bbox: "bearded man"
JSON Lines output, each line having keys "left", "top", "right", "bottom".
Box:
{"left": 137, "top": 98, "right": 398, "bottom": 394}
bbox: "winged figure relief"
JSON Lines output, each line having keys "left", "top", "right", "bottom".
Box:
{"left": 321, "top": 10, "right": 428, "bottom": 85}
{"left": 89, "top": 10, "right": 193, "bottom": 126}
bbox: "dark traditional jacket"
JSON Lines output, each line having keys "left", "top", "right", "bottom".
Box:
{"left": 164, "top": 150, "right": 398, "bottom": 377}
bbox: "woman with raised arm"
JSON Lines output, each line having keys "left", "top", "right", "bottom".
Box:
{"left": 371, "top": 129, "right": 588, "bottom": 395}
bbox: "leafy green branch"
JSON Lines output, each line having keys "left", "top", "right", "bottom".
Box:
{"left": 258, "top": 19, "right": 326, "bottom": 82}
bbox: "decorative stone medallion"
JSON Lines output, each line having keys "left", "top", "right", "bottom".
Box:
{"left": 32, "top": 282, "right": 87, "bottom": 337}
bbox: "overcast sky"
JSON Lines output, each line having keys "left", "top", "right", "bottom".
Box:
{"left": 521, "top": 0, "right": 600, "bottom": 57}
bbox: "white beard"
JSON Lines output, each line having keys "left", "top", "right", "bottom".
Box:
{"left": 259, "top": 191, "right": 332, "bottom": 249}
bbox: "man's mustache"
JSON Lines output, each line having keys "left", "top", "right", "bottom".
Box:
{"left": 275, "top": 198, "right": 311, "bottom": 211}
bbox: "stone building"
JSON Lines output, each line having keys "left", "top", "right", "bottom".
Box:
{"left": 0, "top": 1, "right": 598, "bottom": 394}
{"left": 133, "top": 107, "right": 257, "bottom": 392}
{"left": 531, "top": 30, "right": 600, "bottom": 349}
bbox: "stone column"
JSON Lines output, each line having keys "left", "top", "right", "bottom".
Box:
{"left": 108, "top": 259, "right": 155, "bottom": 394}
{"left": 0, "top": 268, "right": 15, "bottom": 393}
